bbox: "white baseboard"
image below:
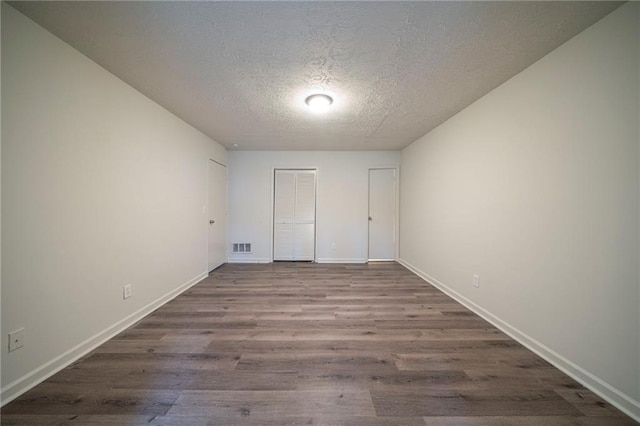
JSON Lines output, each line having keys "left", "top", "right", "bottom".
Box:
{"left": 226, "top": 258, "right": 271, "bottom": 264}
{"left": 0, "top": 271, "right": 208, "bottom": 407}
{"left": 227, "top": 258, "right": 370, "bottom": 264}
{"left": 397, "top": 258, "right": 640, "bottom": 423}
{"left": 316, "top": 258, "right": 367, "bottom": 264}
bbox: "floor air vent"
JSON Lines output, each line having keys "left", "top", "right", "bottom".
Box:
{"left": 232, "top": 243, "right": 252, "bottom": 253}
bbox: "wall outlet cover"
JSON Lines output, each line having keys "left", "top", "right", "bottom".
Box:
{"left": 9, "top": 328, "right": 25, "bottom": 352}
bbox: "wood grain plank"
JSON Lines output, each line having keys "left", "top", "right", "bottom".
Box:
{"left": 420, "top": 417, "right": 638, "bottom": 425}
{"left": 371, "top": 389, "right": 582, "bottom": 416}
{"left": 166, "top": 390, "right": 376, "bottom": 417}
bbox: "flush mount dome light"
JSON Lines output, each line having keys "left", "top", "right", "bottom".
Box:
{"left": 305, "top": 94, "right": 333, "bottom": 112}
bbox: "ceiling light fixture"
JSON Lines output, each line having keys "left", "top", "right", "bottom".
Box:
{"left": 305, "top": 94, "right": 333, "bottom": 112}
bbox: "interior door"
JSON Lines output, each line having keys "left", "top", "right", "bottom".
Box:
{"left": 293, "top": 171, "right": 316, "bottom": 260}
{"left": 368, "top": 168, "right": 396, "bottom": 261}
{"left": 273, "top": 169, "right": 316, "bottom": 261}
{"left": 273, "top": 170, "right": 296, "bottom": 260}
{"left": 208, "top": 159, "right": 227, "bottom": 271}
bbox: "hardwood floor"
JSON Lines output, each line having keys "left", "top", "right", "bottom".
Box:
{"left": 2, "top": 262, "right": 635, "bottom": 425}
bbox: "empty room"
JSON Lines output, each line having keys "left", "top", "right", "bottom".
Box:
{"left": 1, "top": 1, "right": 639, "bottom": 425}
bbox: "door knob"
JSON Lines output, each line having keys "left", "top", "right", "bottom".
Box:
{"left": 209, "top": 220, "right": 215, "bottom": 224}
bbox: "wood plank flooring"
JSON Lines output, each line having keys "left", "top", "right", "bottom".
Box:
{"left": 2, "top": 262, "right": 635, "bottom": 425}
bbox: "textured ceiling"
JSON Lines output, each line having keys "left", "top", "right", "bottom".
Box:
{"left": 10, "top": 1, "right": 622, "bottom": 151}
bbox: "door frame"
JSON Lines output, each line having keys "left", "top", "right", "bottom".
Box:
{"left": 271, "top": 167, "right": 318, "bottom": 262}
{"left": 207, "top": 158, "right": 228, "bottom": 272}
{"left": 367, "top": 166, "right": 400, "bottom": 262}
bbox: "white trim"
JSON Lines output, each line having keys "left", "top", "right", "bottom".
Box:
{"left": 227, "top": 258, "right": 271, "bottom": 264}
{"left": 316, "top": 258, "right": 367, "bottom": 264}
{"left": 397, "top": 258, "right": 640, "bottom": 423}
{"left": 0, "top": 271, "right": 208, "bottom": 407}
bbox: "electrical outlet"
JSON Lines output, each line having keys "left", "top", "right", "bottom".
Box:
{"left": 123, "top": 284, "right": 132, "bottom": 300}
{"left": 9, "top": 328, "right": 25, "bottom": 352}
{"left": 330, "top": 242, "right": 336, "bottom": 250}
{"left": 473, "top": 274, "right": 480, "bottom": 288}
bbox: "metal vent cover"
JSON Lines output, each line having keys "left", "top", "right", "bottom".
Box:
{"left": 232, "top": 243, "right": 252, "bottom": 253}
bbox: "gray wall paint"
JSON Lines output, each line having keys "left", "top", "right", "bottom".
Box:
{"left": 1, "top": 4, "right": 226, "bottom": 401}
{"left": 400, "top": 2, "right": 639, "bottom": 417}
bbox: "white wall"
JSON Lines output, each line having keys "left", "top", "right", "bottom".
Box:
{"left": 1, "top": 4, "right": 227, "bottom": 403}
{"left": 228, "top": 151, "right": 400, "bottom": 263}
{"left": 400, "top": 3, "right": 639, "bottom": 419}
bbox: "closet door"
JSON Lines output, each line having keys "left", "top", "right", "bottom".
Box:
{"left": 273, "top": 169, "right": 316, "bottom": 261}
{"left": 293, "top": 171, "right": 316, "bottom": 260}
{"left": 273, "top": 170, "right": 296, "bottom": 260}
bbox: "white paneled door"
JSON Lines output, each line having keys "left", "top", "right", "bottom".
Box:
{"left": 274, "top": 169, "right": 316, "bottom": 261}
{"left": 368, "top": 168, "right": 396, "bottom": 261}
{"left": 208, "top": 160, "right": 227, "bottom": 271}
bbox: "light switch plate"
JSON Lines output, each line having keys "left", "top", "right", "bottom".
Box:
{"left": 123, "top": 284, "right": 132, "bottom": 299}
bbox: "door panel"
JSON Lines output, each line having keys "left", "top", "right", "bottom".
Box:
{"left": 293, "top": 223, "right": 315, "bottom": 260}
{"left": 274, "top": 223, "right": 295, "bottom": 260}
{"left": 274, "top": 170, "right": 296, "bottom": 223}
{"left": 295, "top": 171, "right": 316, "bottom": 222}
{"left": 208, "top": 160, "right": 227, "bottom": 271}
{"left": 368, "top": 168, "right": 396, "bottom": 261}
